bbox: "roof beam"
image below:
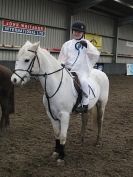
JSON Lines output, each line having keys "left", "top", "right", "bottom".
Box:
{"left": 118, "top": 15, "right": 133, "bottom": 26}
{"left": 93, "top": 4, "right": 124, "bottom": 17}
{"left": 113, "top": 0, "right": 133, "bottom": 8}
{"left": 72, "top": 0, "right": 106, "bottom": 14}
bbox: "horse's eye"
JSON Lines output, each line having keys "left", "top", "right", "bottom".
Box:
{"left": 25, "top": 59, "right": 30, "bottom": 62}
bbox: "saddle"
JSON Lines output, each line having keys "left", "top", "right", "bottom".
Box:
{"left": 71, "top": 72, "right": 82, "bottom": 112}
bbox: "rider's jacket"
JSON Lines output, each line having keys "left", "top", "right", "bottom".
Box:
{"left": 58, "top": 38, "right": 100, "bottom": 76}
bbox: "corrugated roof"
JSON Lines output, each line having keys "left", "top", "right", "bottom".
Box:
{"left": 50, "top": 0, "right": 133, "bottom": 18}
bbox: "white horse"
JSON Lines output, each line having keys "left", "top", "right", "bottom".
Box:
{"left": 11, "top": 41, "right": 109, "bottom": 164}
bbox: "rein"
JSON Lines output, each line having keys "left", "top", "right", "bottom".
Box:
{"left": 44, "top": 68, "right": 64, "bottom": 122}
{"left": 14, "top": 49, "right": 65, "bottom": 122}
{"left": 44, "top": 68, "right": 64, "bottom": 98}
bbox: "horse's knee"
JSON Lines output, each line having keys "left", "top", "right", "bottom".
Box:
{"left": 97, "top": 102, "right": 105, "bottom": 117}
{"left": 54, "top": 129, "right": 60, "bottom": 139}
{"left": 60, "top": 135, "right": 67, "bottom": 145}
{"left": 52, "top": 122, "right": 60, "bottom": 139}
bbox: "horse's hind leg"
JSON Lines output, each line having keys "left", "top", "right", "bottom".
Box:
{"left": 96, "top": 101, "right": 106, "bottom": 146}
{"left": 80, "top": 112, "right": 89, "bottom": 143}
{"left": 81, "top": 106, "right": 97, "bottom": 143}
{"left": 0, "top": 101, "right": 10, "bottom": 130}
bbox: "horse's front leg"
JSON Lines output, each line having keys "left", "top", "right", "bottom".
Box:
{"left": 57, "top": 112, "right": 70, "bottom": 164}
{"left": 50, "top": 119, "right": 60, "bottom": 159}
{"left": 51, "top": 112, "right": 70, "bottom": 164}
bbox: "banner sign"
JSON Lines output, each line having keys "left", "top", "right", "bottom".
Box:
{"left": 2, "top": 19, "right": 46, "bottom": 37}
{"left": 85, "top": 34, "right": 102, "bottom": 49}
{"left": 126, "top": 64, "right": 133, "bottom": 75}
{"left": 126, "top": 41, "right": 133, "bottom": 47}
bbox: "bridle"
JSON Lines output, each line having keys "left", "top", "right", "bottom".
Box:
{"left": 13, "top": 49, "right": 65, "bottom": 122}
{"left": 13, "top": 50, "right": 40, "bottom": 82}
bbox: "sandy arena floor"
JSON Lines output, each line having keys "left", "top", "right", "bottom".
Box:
{"left": 0, "top": 75, "right": 132, "bottom": 177}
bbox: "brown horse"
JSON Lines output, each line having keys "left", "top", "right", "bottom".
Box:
{"left": 0, "top": 64, "right": 14, "bottom": 130}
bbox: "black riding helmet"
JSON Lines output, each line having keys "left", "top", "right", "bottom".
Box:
{"left": 72, "top": 21, "right": 86, "bottom": 33}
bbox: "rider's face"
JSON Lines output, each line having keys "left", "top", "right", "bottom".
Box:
{"left": 72, "top": 30, "right": 84, "bottom": 40}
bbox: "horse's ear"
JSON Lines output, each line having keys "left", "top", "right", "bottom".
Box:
{"left": 29, "top": 41, "right": 40, "bottom": 52}
{"left": 25, "top": 40, "right": 31, "bottom": 45}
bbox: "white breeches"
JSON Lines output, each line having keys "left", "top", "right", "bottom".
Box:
{"left": 79, "top": 75, "right": 90, "bottom": 105}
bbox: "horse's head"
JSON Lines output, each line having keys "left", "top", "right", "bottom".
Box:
{"left": 11, "top": 41, "right": 40, "bottom": 85}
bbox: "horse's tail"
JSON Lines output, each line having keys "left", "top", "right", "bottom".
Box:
{"left": 9, "top": 85, "right": 15, "bottom": 114}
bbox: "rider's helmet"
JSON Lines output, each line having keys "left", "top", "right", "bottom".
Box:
{"left": 72, "top": 21, "right": 86, "bottom": 33}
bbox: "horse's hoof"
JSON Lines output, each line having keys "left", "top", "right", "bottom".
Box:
{"left": 96, "top": 143, "right": 100, "bottom": 147}
{"left": 51, "top": 152, "right": 59, "bottom": 159}
{"left": 95, "top": 140, "right": 102, "bottom": 147}
{"left": 57, "top": 158, "right": 65, "bottom": 166}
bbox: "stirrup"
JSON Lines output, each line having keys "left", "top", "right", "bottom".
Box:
{"left": 75, "top": 105, "right": 88, "bottom": 113}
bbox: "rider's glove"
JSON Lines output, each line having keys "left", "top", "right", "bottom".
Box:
{"left": 80, "top": 40, "right": 87, "bottom": 48}
{"left": 61, "top": 63, "right": 65, "bottom": 68}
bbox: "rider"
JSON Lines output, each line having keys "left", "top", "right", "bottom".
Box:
{"left": 58, "top": 21, "right": 100, "bottom": 113}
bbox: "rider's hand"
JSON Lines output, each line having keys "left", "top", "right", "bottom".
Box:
{"left": 61, "top": 63, "right": 65, "bottom": 68}
{"left": 80, "top": 40, "right": 87, "bottom": 48}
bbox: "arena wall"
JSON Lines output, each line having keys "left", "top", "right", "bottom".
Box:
{"left": 0, "top": 0, "right": 133, "bottom": 74}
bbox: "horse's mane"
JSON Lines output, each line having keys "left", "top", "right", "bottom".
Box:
{"left": 39, "top": 47, "right": 62, "bottom": 67}
{"left": 18, "top": 41, "right": 62, "bottom": 69}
